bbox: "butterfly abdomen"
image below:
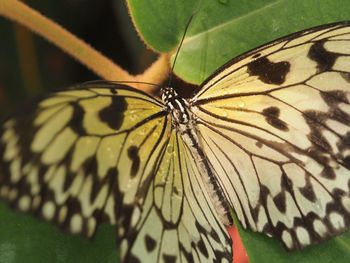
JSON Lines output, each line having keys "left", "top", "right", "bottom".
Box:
{"left": 162, "top": 86, "right": 233, "bottom": 226}
{"left": 184, "top": 119, "right": 233, "bottom": 226}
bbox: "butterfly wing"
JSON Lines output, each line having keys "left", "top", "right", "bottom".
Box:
{"left": 0, "top": 82, "right": 232, "bottom": 262}
{"left": 190, "top": 21, "right": 350, "bottom": 250}
{"left": 0, "top": 82, "right": 167, "bottom": 237}
{"left": 119, "top": 127, "right": 231, "bottom": 262}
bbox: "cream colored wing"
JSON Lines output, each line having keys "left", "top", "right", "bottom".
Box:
{"left": 119, "top": 127, "right": 232, "bottom": 262}
{"left": 0, "top": 81, "right": 232, "bottom": 262}
{"left": 190, "top": 21, "right": 350, "bottom": 250}
{"left": 0, "top": 82, "right": 167, "bottom": 238}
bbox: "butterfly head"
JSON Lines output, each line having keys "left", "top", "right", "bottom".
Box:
{"left": 161, "top": 86, "right": 191, "bottom": 127}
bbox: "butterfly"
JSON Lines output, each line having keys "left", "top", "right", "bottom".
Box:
{"left": 1, "top": 21, "right": 350, "bottom": 262}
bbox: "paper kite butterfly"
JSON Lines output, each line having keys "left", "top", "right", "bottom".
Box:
{"left": 1, "top": 21, "right": 350, "bottom": 262}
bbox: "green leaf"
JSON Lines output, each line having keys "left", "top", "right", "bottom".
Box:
{"left": 0, "top": 203, "right": 118, "bottom": 263}
{"left": 128, "top": 0, "right": 350, "bottom": 84}
{"left": 127, "top": 0, "right": 199, "bottom": 52}
{"left": 128, "top": 0, "right": 350, "bottom": 262}
{"left": 233, "top": 212, "right": 350, "bottom": 263}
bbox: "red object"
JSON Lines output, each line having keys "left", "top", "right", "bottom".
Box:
{"left": 228, "top": 226, "right": 249, "bottom": 263}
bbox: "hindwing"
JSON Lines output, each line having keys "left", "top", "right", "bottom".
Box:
{"left": 191, "top": 21, "right": 350, "bottom": 249}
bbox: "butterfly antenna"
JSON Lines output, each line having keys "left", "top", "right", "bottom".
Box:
{"left": 167, "top": 13, "right": 196, "bottom": 87}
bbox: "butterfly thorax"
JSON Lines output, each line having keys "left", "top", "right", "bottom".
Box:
{"left": 162, "top": 86, "right": 233, "bottom": 226}
{"left": 162, "top": 86, "right": 190, "bottom": 128}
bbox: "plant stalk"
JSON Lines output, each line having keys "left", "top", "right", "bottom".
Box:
{"left": 0, "top": 0, "right": 170, "bottom": 92}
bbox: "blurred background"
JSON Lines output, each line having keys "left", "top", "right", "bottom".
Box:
{"left": 0, "top": 0, "right": 155, "bottom": 116}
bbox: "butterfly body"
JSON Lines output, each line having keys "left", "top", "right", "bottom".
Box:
{"left": 1, "top": 21, "right": 350, "bottom": 262}
{"left": 162, "top": 85, "right": 233, "bottom": 226}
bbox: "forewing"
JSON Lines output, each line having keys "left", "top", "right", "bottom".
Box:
{"left": 191, "top": 22, "right": 350, "bottom": 249}
{"left": 0, "top": 82, "right": 167, "bottom": 238}
{"left": 119, "top": 128, "right": 232, "bottom": 262}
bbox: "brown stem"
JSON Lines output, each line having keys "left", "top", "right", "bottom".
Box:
{"left": 135, "top": 53, "right": 171, "bottom": 93}
{"left": 0, "top": 0, "right": 171, "bottom": 92}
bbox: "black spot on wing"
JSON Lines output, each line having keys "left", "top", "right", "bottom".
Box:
{"left": 163, "top": 255, "right": 176, "bottom": 263}
{"left": 299, "top": 178, "right": 316, "bottom": 202}
{"left": 197, "top": 239, "right": 209, "bottom": 258}
{"left": 341, "top": 72, "right": 350, "bottom": 83}
{"left": 273, "top": 192, "right": 286, "bottom": 213}
{"left": 262, "top": 106, "right": 289, "bottom": 131}
{"left": 99, "top": 96, "right": 127, "bottom": 130}
{"left": 304, "top": 107, "right": 350, "bottom": 164}
{"left": 247, "top": 57, "right": 290, "bottom": 85}
{"left": 252, "top": 53, "right": 261, "bottom": 59}
{"left": 320, "top": 90, "right": 349, "bottom": 106}
{"left": 128, "top": 254, "right": 141, "bottom": 263}
{"left": 145, "top": 234, "right": 157, "bottom": 252}
{"left": 330, "top": 108, "right": 350, "bottom": 126}
{"left": 303, "top": 112, "right": 332, "bottom": 153}
{"left": 303, "top": 110, "right": 327, "bottom": 125}
{"left": 338, "top": 132, "right": 350, "bottom": 153}
{"left": 179, "top": 247, "right": 194, "bottom": 263}
{"left": 303, "top": 110, "right": 339, "bottom": 160}
{"left": 255, "top": 141, "right": 263, "bottom": 148}
{"left": 308, "top": 41, "right": 337, "bottom": 72}
{"left": 344, "top": 156, "right": 350, "bottom": 169}
{"left": 173, "top": 187, "right": 181, "bottom": 196}
{"left": 89, "top": 158, "right": 115, "bottom": 202}
{"left": 110, "top": 88, "right": 117, "bottom": 94}
{"left": 69, "top": 103, "right": 86, "bottom": 135}
{"left": 11, "top": 113, "right": 37, "bottom": 165}
{"left": 339, "top": 137, "right": 350, "bottom": 169}
{"left": 321, "top": 166, "right": 336, "bottom": 179}
{"left": 128, "top": 146, "right": 140, "bottom": 177}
